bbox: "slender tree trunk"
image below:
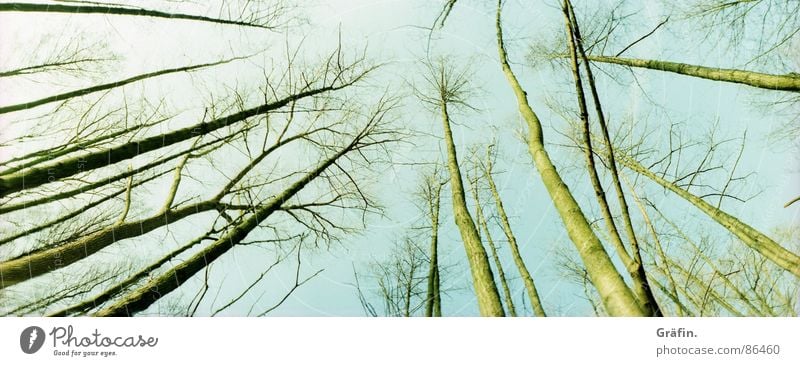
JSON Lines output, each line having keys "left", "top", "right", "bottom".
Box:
{"left": 48, "top": 232, "right": 210, "bottom": 316}
{"left": 0, "top": 170, "right": 167, "bottom": 247}
{"left": 431, "top": 265, "right": 441, "bottom": 316}
{"left": 424, "top": 183, "right": 443, "bottom": 317}
{"left": 0, "top": 58, "right": 105, "bottom": 78}
{"left": 0, "top": 3, "right": 275, "bottom": 29}
{"left": 495, "top": 0, "right": 644, "bottom": 316}
{"left": 620, "top": 156, "right": 800, "bottom": 277}
{"left": 584, "top": 55, "right": 800, "bottom": 92}
{"left": 439, "top": 99, "right": 505, "bottom": 316}
{"left": 653, "top": 205, "right": 767, "bottom": 316}
{"left": 562, "top": 0, "right": 661, "bottom": 316}
{"left": 470, "top": 178, "right": 517, "bottom": 316}
{"left": 403, "top": 259, "right": 416, "bottom": 317}
{"left": 0, "top": 131, "right": 234, "bottom": 214}
{"left": 0, "top": 201, "right": 218, "bottom": 288}
{"left": 483, "top": 149, "right": 547, "bottom": 317}
{"left": 0, "top": 57, "right": 244, "bottom": 115}
{"left": 623, "top": 173, "right": 684, "bottom": 316}
{"left": 667, "top": 257, "right": 746, "bottom": 317}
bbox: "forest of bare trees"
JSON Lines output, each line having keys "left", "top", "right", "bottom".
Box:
{"left": 0, "top": 0, "right": 797, "bottom": 317}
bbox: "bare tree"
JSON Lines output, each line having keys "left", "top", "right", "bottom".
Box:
{"left": 420, "top": 168, "right": 446, "bottom": 317}
{"left": 0, "top": 36, "right": 112, "bottom": 79}
{"left": 416, "top": 58, "right": 505, "bottom": 316}
{"left": 618, "top": 153, "right": 800, "bottom": 277}
{"left": 354, "top": 168, "right": 455, "bottom": 317}
{"left": 495, "top": 0, "right": 644, "bottom": 316}
{"left": 0, "top": 2, "right": 288, "bottom": 29}
{"left": 561, "top": 0, "right": 661, "bottom": 316}
{"left": 3, "top": 0, "right": 797, "bottom": 318}
{"left": 582, "top": 55, "right": 800, "bottom": 92}
{"left": 468, "top": 168, "right": 517, "bottom": 316}
{"left": 358, "top": 239, "right": 430, "bottom": 317}
{"left": 91, "top": 94, "right": 400, "bottom": 316}
{"left": 0, "top": 55, "right": 374, "bottom": 198}
{"left": 480, "top": 144, "right": 548, "bottom": 317}
{"left": 0, "top": 56, "right": 248, "bottom": 116}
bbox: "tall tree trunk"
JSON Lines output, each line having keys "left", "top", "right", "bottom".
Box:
{"left": 469, "top": 177, "right": 517, "bottom": 316}
{"left": 623, "top": 174, "right": 684, "bottom": 316}
{"left": 495, "top": 0, "right": 644, "bottom": 316}
{"left": 620, "top": 156, "right": 800, "bottom": 277}
{"left": 48, "top": 231, "right": 210, "bottom": 316}
{"left": 0, "top": 131, "right": 234, "bottom": 214}
{"left": 438, "top": 99, "right": 505, "bottom": 317}
{"left": 424, "top": 181, "right": 443, "bottom": 317}
{"left": 483, "top": 148, "right": 547, "bottom": 317}
{"left": 0, "top": 57, "right": 244, "bottom": 115}
{"left": 562, "top": 0, "right": 661, "bottom": 316}
{"left": 584, "top": 55, "right": 800, "bottom": 92}
{"left": 0, "top": 3, "right": 275, "bottom": 29}
{"left": 0, "top": 201, "right": 218, "bottom": 288}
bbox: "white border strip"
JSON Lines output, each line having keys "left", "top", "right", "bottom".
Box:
{"left": 1, "top": 317, "right": 797, "bottom": 365}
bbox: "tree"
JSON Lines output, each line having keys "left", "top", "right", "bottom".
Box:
{"left": 561, "top": 0, "right": 661, "bottom": 316}
{"left": 468, "top": 168, "right": 517, "bottom": 316}
{"left": 582, "top": 55, "right": 800, "bottom": 92}
{"left": 420, "top": 169, "right": 446, "bottom": 317}
{"left": 0, "top": 57, "right": 247, "bottom": 116}
{"left": 618, "top": 153, "right": 800, "bottom": 277}
{"left": 495, "top": 0, "right": 645, "bottom": 316}
{"left": 354, "top": 168, "right": 454, "bottom": 317}
{"left": 0, "top": 66, "right": 372, "bottom": 198}
{"left": 94, "top": 104, "right": 396, "bottom": 316}
{"left": 480, "top": 145, "right": 547, "bottom": 317}
{"left": 0, "top": 2, "right": 287, "bottom": 29}
{"left": 356, "top": 239, "right": 429, "bottom": 317}
{"left": 416, "top": 58, "right": 505, "bottom": 316}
